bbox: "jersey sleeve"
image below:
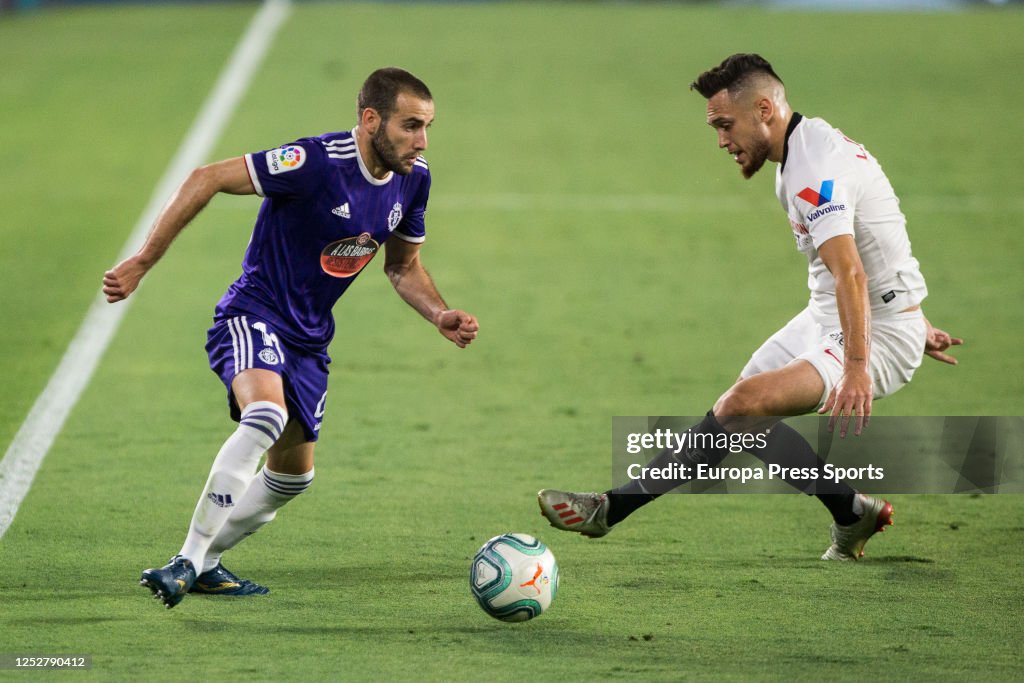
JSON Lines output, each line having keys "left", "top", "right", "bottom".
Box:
{"left": 790, "top": 162, "right": 858, "bottom": 250}
{"left": 243, "top": 137, "right": 327, "bottom": 199}
{"left": 392, "top": 165, "right": 431, "bottom": 244}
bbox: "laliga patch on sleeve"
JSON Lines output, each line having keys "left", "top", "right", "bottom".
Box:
{"left": 266, "top": 145, "right": 305, "bottom": 175}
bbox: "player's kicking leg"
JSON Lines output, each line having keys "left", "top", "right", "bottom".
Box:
{"left": 539, "top": 362, "right": 895, "bottom": 559}
{"left": 538, "top": 413, "right": 731, "bottom": 539}
{"left": 539, "top": 459, "right": 893, "bottom": 561}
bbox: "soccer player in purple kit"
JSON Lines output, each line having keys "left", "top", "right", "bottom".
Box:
{"left": 103, "top": 68, "right": 478, "bottom": 608}
{"left": 539, "top": 54, "right": 962, "bottom": 561}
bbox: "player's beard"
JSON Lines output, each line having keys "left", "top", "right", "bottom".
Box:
{"left": 740, "top": 137, "right": 771, "bottom": 179}
{"left": 371, "top": 124, "right": 413, "bottom": 176}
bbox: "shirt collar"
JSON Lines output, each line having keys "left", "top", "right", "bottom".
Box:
{"left": 780, "top": 112, "right": 803, "bottom": 172}
{"left": 352, "top": 127, "right": 393, "bottom": 186}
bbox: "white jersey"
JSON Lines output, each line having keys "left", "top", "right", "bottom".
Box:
{"left": 775, "top": 114, "right": 927, "bottom": 324}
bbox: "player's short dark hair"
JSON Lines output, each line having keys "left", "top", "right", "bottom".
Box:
{"left": 358, "top": 67, "right": 432, "bottom": 121}
{"left": 689, "top": 53, "right": 784, "bottom": 99}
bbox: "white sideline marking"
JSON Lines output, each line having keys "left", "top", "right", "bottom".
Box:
{"left": 0, "top": 0, "right": 292, "bottom": 539}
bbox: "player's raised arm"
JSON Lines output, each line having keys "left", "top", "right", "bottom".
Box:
{"left": 102, "top": 156, "right": 255, "bottom": 303}
{"left": 383, "top": 237, "right": 478, "bottom": 348}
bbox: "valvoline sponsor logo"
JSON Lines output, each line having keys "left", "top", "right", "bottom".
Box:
{"left": 796, "top": 179, "right": 846, "bottom": 221}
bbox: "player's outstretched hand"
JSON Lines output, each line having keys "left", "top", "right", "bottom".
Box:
{"left": 435, "top": 309, "right": 479, "bottom": 348}
{"left": 102, "top": 255, "right": 148, "bottom": 303}
{"left": 924, "top": 320, "right": 963, "bottom": 365}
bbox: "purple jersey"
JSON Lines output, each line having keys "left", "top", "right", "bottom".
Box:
{"left": 214, "top": 129, "right": 430, "bottom": 352}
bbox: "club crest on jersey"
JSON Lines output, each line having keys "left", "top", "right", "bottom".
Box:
{"left": 258, "top": 348, "right": 280, "bottom": 365}
{"left": 320, "top": 232, "right": 379, "bottom": 278}
{"left": 266, "top": 145, "right": 305, "bottom": 175}
{"left": 387, "top": 202, "right": 403, "bottom": 232}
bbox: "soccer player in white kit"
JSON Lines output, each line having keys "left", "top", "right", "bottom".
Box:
{"left": 539, "top": 54, "right": 962, "bottom": 560}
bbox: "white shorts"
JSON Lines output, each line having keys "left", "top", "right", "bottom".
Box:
{"left": 740, "top": 307, "right": 927, "bottom": 407}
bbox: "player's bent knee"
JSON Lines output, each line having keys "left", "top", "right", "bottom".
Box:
{"left": 714, "top": 385, "right": 765, "bottom": 417}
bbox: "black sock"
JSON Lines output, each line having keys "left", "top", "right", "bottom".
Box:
{"left": 605, "top": 490, "right": 658, "bottom": 528}
{"left": 816, "top": 493, "right": 858, "bottom": 526}
{"left": 746, "top": 421, "right": 858, "bottom": 525}
{"left": 606, "top": 412, "right": 729, "bottom": 527}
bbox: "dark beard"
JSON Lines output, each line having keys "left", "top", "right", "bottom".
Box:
{"left": 741, "top": 138, "right": 771, "bottom": 179}
{"left": 371, "top": 124, "right": 410, "bottom": 176}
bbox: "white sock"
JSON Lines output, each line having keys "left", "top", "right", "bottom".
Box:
{"left": 202, "top": 466, "right": 314, "bottom": 572}
{"left": 178, "top": 401, "right": 287, "bottom": 573}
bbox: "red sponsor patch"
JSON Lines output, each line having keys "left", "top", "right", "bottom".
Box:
{"left": 320, "top": 232, "right": 379, "bottom": 278}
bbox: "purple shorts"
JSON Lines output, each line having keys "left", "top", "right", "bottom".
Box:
{"left": 206, "top": 314, "right": 330, "bottom": 442}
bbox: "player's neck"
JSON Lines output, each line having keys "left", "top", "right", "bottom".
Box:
{"left": 354, "top": 126, "right": 391, "bottom": 180}
{"left": 769, "top": 110, "right": 793, "bottom": 164}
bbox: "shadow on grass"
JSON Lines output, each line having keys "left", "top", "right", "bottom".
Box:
{"left": 872, "top": 555, "right": 935, "bottom": 563}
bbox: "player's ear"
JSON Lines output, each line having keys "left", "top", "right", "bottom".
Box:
{"left": 360, "top": 107, "right": 381, "bottom": 134}
{"left": 757, "top": 96, "right": 773, "bottom": 123}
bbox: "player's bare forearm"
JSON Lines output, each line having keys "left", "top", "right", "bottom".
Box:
{"left": 386, "top": 255, "right": 447, "bottom": 322}
{"left": 383, "top": 239, "right": 479, "bottom": 348}
{"left": 103, "top": 157, "right": 253, "bottom": 303}
{"left": 835, "top": 270, "right": 870, "bottom": 366}
{"left": 818, "top": 235, "right": 873, "bottom": 435}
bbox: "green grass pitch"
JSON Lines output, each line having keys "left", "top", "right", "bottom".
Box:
{"left": 1, "top": 2, "right": 1022, "bottom": 680}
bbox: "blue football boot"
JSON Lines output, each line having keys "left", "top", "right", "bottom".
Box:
{"left": 140, "top": 555, "right": 197, "bottom": 609}
{"left": 190, "top": 563, "right": 269, "bottom": 596}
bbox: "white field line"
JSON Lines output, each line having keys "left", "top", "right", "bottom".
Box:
{"left": 0, "top": 0, "right": 292, "bottom": 538}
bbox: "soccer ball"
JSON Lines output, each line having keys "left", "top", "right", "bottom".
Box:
{"left": 470, "top": 533, "right": 559, "bottom": 622}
